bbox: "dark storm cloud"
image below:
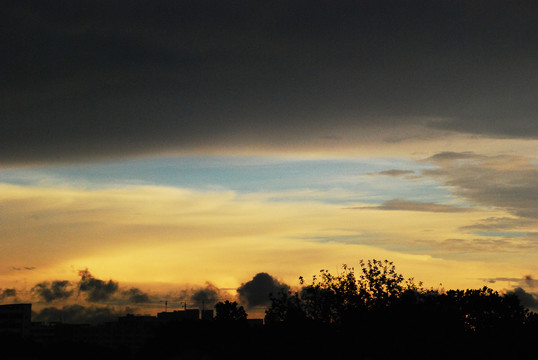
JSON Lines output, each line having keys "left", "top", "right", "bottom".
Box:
{"left": 237, "top": 273, "right": 289, "bottom": 309}
{"left": 2, "top": 0, "right": 537, "bottom": 164}
{"left": 32, "top": 280, "right": 74, "bottom": 303}
{"left": 78, "top": 269, "right": 119, "bottom": 302}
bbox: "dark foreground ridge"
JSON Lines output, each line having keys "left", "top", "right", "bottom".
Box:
{"left": 1, "top": 260, "right": 537, "bottom": 360}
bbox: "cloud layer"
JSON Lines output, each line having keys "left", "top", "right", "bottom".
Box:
{"left": 2, "top": 1, "right": 537, "bottom": 163}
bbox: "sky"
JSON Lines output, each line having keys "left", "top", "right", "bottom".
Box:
{"left": 1, "top": 0, "right": 538, "bottom": 320}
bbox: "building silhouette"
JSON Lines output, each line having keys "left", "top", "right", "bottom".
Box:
{"left": 1, "top": 302, "right": 274, "bottom": 359}
{"left": 157, "top": 308, "right": 200, "bottom": 322}
{"left": 0, "top": 303, "right": 31, "bottom": 337}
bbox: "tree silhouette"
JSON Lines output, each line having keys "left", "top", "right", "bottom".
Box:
{"left": 265, "top": 258, "right": 538, "bottom": 359}
{"left": 214, "top": 300, "right": 247, "bottom": 322}
{"left": 267, "top": 259, "right": 422, "bottom": 324}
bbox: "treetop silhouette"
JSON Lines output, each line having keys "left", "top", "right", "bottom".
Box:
{"left": 215, "top": 300, "right": 247, "bottom": 322}
{"left": 266, "top": 258, "right": 536, "bottom": 334}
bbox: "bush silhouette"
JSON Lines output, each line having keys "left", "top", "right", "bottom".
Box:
{"left": 215, "top": 300, "right": 247, "bottom": 322}
{"left": 265, "top": 259, "right": 538, "bottom": 359}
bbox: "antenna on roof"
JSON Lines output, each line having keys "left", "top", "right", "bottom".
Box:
{"left": 160, "top": 297, "right": 168, "bottom": 312}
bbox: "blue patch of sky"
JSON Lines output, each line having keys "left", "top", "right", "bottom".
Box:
{"left": 0, "top": 155, "right": 451, "bottom": 205}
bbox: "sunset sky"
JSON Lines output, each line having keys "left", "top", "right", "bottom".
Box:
{"left": 1, "top": 1, "right": 537, "bottom": 319}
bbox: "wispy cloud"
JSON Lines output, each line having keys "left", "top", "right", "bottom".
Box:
{"left": 460, "top": 217, "right": 536, "bottom": 232}
{"left": 485, "top": 275, "right": 538, "bottom": 287}
{"left": 351, "top": 199, "right": 473, "bottom": 213}
{"left": 367, "top": 169, "right": 418, "bottom": 178}
{"left": 10, "top": 266, "right": 36, "bottom": 271}
{"left": 423, "top": 152, "right": 538, "bottom": 219}
{"left": 424, "top": 151, "right": 479, "bottom": 163}
{"left": 428, "top": 238, "right": 538, "bottom": 253}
